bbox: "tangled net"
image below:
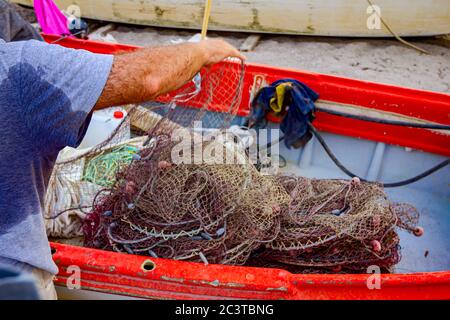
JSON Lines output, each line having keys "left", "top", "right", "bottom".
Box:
{"left": 78, "top": 58, "right": 422, "bottom": 273}
{"left": 43, "top": 106, "right": 146, "bottom": 238}
{"left": 248, "top": 176, "right": 420, "bottom": 273}
{"left": 83, "top": 158, "right": 420, "bottom": 272}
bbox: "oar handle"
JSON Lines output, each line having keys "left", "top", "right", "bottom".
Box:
{"left": 201, "top": 0, "right": 213, "bottom": 40}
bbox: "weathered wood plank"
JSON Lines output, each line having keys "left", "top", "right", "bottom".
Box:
{"left": 240, "top": 35, "right": 261, "bottom": 52}
{"left": 12, "top": 0, "right": 450, "bottom": 37}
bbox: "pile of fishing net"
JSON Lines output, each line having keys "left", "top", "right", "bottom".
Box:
{"left": 43, "top": 106, "right": 149, "bottom": 238}
{"left": 82, "top": 145, "right": 421, "bottom": 273}
{"left": 83, "top": 143, "right": 288, "bottom": 265}
{"left": 248, "top": 176, "right": 421, "bottom": 273}
{"left": 44, "top": 58, "right": 244, "bottom": 238}
{"left": 47, "top": 58, "right": 422, "bottom": 273}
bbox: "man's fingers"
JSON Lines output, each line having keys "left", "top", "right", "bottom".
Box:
{"left": 221, "top": 41, "right": 246, "bottom": 61}
{"left": 230, "top": 48, "right": 246, "bottom": 61}
{"left": 199, "top": 39, "right": 246, "bottom": 65}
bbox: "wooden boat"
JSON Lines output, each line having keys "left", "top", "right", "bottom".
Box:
{"left": 42, "top": 34, "right": 450, "bottom": 300}
{"left": 15, "top": 0, "right": 450, "bottom": 37}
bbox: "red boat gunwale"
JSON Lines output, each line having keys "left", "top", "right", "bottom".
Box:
{"left": 52, "top": 243, "right": 450, "bottom": 300}
{"left": 43, "top": 34, "right": 450, "bottom": 299}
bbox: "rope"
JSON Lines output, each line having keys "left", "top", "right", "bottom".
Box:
{"left": 50, "top": 30, "right": 84, "bottom": 43}
{"left": 83, "top": 145, "right": 139, "bottom": 187}
{"left": 307, "top": 121, "right": 449, "bottom": 188}
{"left": 366, "top": 0, "right": 429, "bottom": 54}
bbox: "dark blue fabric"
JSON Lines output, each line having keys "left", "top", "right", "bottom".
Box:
{"left": 250, "top": 79, "right": 319, "bottom": 148}
{"left": 0, "top": 39, "right": 113, "bottom": 274}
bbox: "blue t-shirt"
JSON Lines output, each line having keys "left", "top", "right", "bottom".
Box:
{"left": 0, "top": 39, "right": 113, "bottom": 274}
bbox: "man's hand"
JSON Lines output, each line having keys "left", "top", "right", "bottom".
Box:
{"left": 199, "top": 39, "right": 246, "bottom": 66}
{"left": 95, "top": 39, "right": 244, "bottom": 109}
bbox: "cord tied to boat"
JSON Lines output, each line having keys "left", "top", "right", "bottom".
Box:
{"left": 248, "top": 79, "right": 449, "bottom": 187}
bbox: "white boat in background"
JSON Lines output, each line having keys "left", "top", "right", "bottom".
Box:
{"left": 13, "top": 0, "right": 450, "bottom": 37}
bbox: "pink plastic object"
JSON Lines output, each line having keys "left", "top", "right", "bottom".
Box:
{"left": 33, "top": 0, "right": 71, "bottom": 37}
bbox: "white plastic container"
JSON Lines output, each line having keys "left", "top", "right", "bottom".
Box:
{"left": 77, "top": 107, "right": 130, "bottom": 150}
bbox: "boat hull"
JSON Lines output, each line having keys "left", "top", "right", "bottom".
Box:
{"left": 52, "top": 243, "right": 450, "bottom": 300}
{"left": 13, "top": 0, "right": 450, "bottom": 37}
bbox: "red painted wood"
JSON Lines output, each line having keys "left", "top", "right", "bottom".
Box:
{"left": 41, "top": 34, "right": 450, "bottom": 299}
{"left": 51, "top": 243, "right": 450, "bottom": 300}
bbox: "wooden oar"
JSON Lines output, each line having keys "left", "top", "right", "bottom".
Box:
{"left": 201, "top": 0, "right": 213, "bottom": 40}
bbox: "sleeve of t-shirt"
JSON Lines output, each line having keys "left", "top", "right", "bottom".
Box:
{"left": 0, "top": 2, "right": 43, "bottom": 42}
{"left": 18, "top": 40, "right": 113, "bottom": 155}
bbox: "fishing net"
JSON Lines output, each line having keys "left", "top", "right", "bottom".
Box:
{"left": 45, "top": 58, "right": 246, "bottom": 238}
{"left": 82, "top": 58, "right": 279, "bottom": 265}
{"left": 247, "top": 176, "right": 420, "bottom": 273}
{"left": 43, "top": 106, "right": 146, "bottom": 238}
{"left": 45, "top": 57, "right": 421, "bottom": 273}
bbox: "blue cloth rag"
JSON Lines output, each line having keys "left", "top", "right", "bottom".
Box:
{"left": 249, "top": 79, "right": 319, "bottom": 149}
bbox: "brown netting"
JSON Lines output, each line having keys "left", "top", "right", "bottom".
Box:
{"left": 45, "top": 58, "right": 421, "bottom": 273}
{"left": 248, "top": 176, "right": 418, "bottom": 273}
{"left": 44, "top": 58, "right": 245, "bottom": 238}
{"left": 44, "top": 106, "right": 144, "bottom": 238}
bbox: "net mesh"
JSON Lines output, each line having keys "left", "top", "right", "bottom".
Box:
{"left": 45, "top": 58, "right": 421, "bottom": 273}
{"left": 247, "top": 176, "right": 420, "bottom": 273}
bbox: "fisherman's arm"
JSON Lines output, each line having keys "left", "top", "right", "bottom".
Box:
{"left": 94, "top": 39, "right": 245, "bottom": 109}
